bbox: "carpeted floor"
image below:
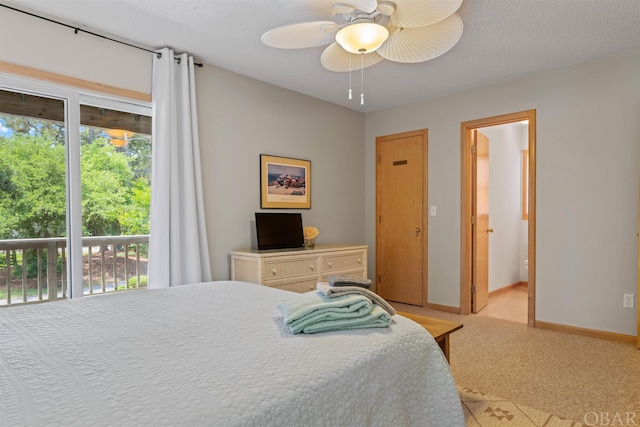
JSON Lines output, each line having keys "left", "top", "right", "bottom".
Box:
{"left": 391, "top": 302, "right": 640, "bottom": 426}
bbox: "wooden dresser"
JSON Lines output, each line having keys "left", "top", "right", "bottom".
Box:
{"left": 230, "top": 244, "right": 368, "bottom": 293}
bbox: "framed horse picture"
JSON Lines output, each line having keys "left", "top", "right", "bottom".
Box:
{"left": 260, "top": 154, "right": 311, "bottom": 209}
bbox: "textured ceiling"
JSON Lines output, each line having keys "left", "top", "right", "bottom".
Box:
{"left": 5, "top": 0, "right": 640, "bottom": 113}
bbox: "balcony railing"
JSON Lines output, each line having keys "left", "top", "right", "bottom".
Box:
{"left": 0, "top": 235, "right": 149, "bottom": 306}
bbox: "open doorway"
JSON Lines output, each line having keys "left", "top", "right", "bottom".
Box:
{"left": 460, "top": 110, "right": 536, "bottom": 327}
{"left": 474, "top": 123, "right": 529, "bottom": 323}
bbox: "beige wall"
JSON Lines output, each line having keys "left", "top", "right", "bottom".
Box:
{"left": 0, "top": 5, "right": 151, "bottom": 94}
{"left": 365, "top": 51, "right": 640, "bottom": 336}
{"left": 195, "top": 65, "right": 365, "bottom": 279}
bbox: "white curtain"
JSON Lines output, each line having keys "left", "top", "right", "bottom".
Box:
{"left": 148, "top": 47, "right": 212, "bottom": 288}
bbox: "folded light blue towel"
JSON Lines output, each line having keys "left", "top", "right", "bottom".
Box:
{"left": 316, "top": 282, "right": 396, "bottom": 316}
{"left": 300, "top": 304, "right": 392, "bottom": 334}
{"left": 278, "top": 291, "right": 391, "bottom": 334}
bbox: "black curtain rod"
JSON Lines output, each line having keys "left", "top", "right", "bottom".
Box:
{"left": 1, "top": 3, "right": 203, "bottom": 67}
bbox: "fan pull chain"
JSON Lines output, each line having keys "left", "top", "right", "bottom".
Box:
{"left": 360, "top": 53, "right": 364, "bottom": 105}
{"left": 348, "top": 54, "right": 353, "bottom": 100}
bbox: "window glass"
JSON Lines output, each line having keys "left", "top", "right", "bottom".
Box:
{"left": 0, "top": 89, "right": 68, "bottom": 303}
{"left": 79, "top": 106, "right": 151, "bottom": 293}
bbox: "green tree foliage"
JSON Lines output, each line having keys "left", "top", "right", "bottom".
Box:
{"left": 0, "top": 133, "right": 66, "bottom": 238}
{"left": 0, "top": 116, "right": 151, "bottom": 241}
{"left": 0, "top": 157, "right": 18, "bottom": 237}
{"left": 126, "top": 138, "right": 152, "bottom": 180}
{"left": 80, "top": 138, "right": 134, "bottom": 236}
{"left": 119, "top": 177, "right": 151, "bottom": 235}
{"left": 2, "top": 116, "right": 65, "bottom": 144}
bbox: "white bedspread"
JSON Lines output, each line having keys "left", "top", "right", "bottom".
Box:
{"left": 0, "top": 281, "right": 464, "bottom": 426}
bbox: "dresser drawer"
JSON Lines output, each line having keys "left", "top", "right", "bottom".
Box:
{"left": 263, "top": 258, "right": 318, "bottom": 280}
{"left": 232, "top": 258, "right": 259, "bottom": 283}
{"left": 322, "top": 252, "right": 365, "bottom": 272}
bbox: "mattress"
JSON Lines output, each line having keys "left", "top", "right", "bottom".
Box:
{"left": 0, "top": 281, "right": 464, "bottom": 426}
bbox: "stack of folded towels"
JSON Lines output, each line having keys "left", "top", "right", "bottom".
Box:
{"left": 277, "top": 275, "right": 396, "bottom": 334}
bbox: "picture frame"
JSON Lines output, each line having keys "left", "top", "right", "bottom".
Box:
{"left": 260, "top": 154, "right": 311, "bottom": 209}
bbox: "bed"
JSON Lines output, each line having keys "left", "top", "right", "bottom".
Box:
{"left": 1, "top": 281, "right": 464, "bottom": 426}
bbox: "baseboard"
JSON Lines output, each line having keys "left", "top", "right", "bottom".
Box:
{"left": 536, "top": 320, "right": 637, "bottom": 344}
{"left": 427, "top": 302, "right": 461, "bottom": 314}
{"left": 489, "top": 281, "right": 527, "bottom": 298}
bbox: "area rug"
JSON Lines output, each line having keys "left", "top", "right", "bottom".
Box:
{"left": 458, "top": 386, "right": 586, "bottom": 427}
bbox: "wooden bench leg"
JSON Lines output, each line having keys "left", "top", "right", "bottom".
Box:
{"left": 436, "top": 335, "right": 450, "bottom": 363}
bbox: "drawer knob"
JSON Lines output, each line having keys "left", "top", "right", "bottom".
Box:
{"left": 271, "top": 268, "right": 277, "bottom": 275}
{"left": 310, "top": 265, "right": 315, "bottom": 271}
{"left": 357, "top": 259, "right": 362, "bottom": 264}
{"left": 328, "top": 262, "right": 333, "bottom": 267}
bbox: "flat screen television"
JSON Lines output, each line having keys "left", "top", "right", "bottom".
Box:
{"left": 255, "top": 212, "right": 305, "bottom": 250}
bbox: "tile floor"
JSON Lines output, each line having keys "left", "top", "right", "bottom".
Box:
{"left": 477, "top": 284, "right": 528, "bottom": 323}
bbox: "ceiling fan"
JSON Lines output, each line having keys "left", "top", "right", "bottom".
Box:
{"left": 261, "top": 0, "right": 464, "bottom": 73}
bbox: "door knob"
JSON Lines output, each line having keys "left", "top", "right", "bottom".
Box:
{"left": 415, "top": 227, "right": 421, "bottom": 237}
{"left": 487, "top": 228, "right": 494, "bottom": 233}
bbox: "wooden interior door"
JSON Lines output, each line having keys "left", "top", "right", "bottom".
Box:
{"left": 472, "top": 130, "right": 490, "bottom": 313}
{"left": 376, "top": 130, "right": 427, "bottom": 306}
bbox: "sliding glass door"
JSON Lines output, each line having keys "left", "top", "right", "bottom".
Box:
{"left": 0, "top": 88, "right": 69, "bottom": 304}
{"left": 0, "top": 75, "right": 151, "bottom": 305}
{"left": 78, "top": 102, "right": 151, "bottom": 295}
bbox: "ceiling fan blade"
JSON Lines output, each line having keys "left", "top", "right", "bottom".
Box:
{"left": 276, "top": 0, "right": 378, "bottom": 18}
{"left": 377, "top": 13, "right": 463, "bottom": 63}
{"left": 320, "top": 43, "right": 384, "bottom": 72}
{"left": 262, "top": 21, "right": 339, "bottom": 49}
{"left": 390, "top": 0, "right": 463, "bottom": 28}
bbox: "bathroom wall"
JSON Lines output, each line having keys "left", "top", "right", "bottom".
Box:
{"left": 519, "top": 125, "right": 529, "bottom": 283}
{"left": 481, "top": 123, "right": 527, "bottom": 292}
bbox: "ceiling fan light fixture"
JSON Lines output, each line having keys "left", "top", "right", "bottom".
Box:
{"left": 335, "top": 22, "right": 389, "bottom": 54}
